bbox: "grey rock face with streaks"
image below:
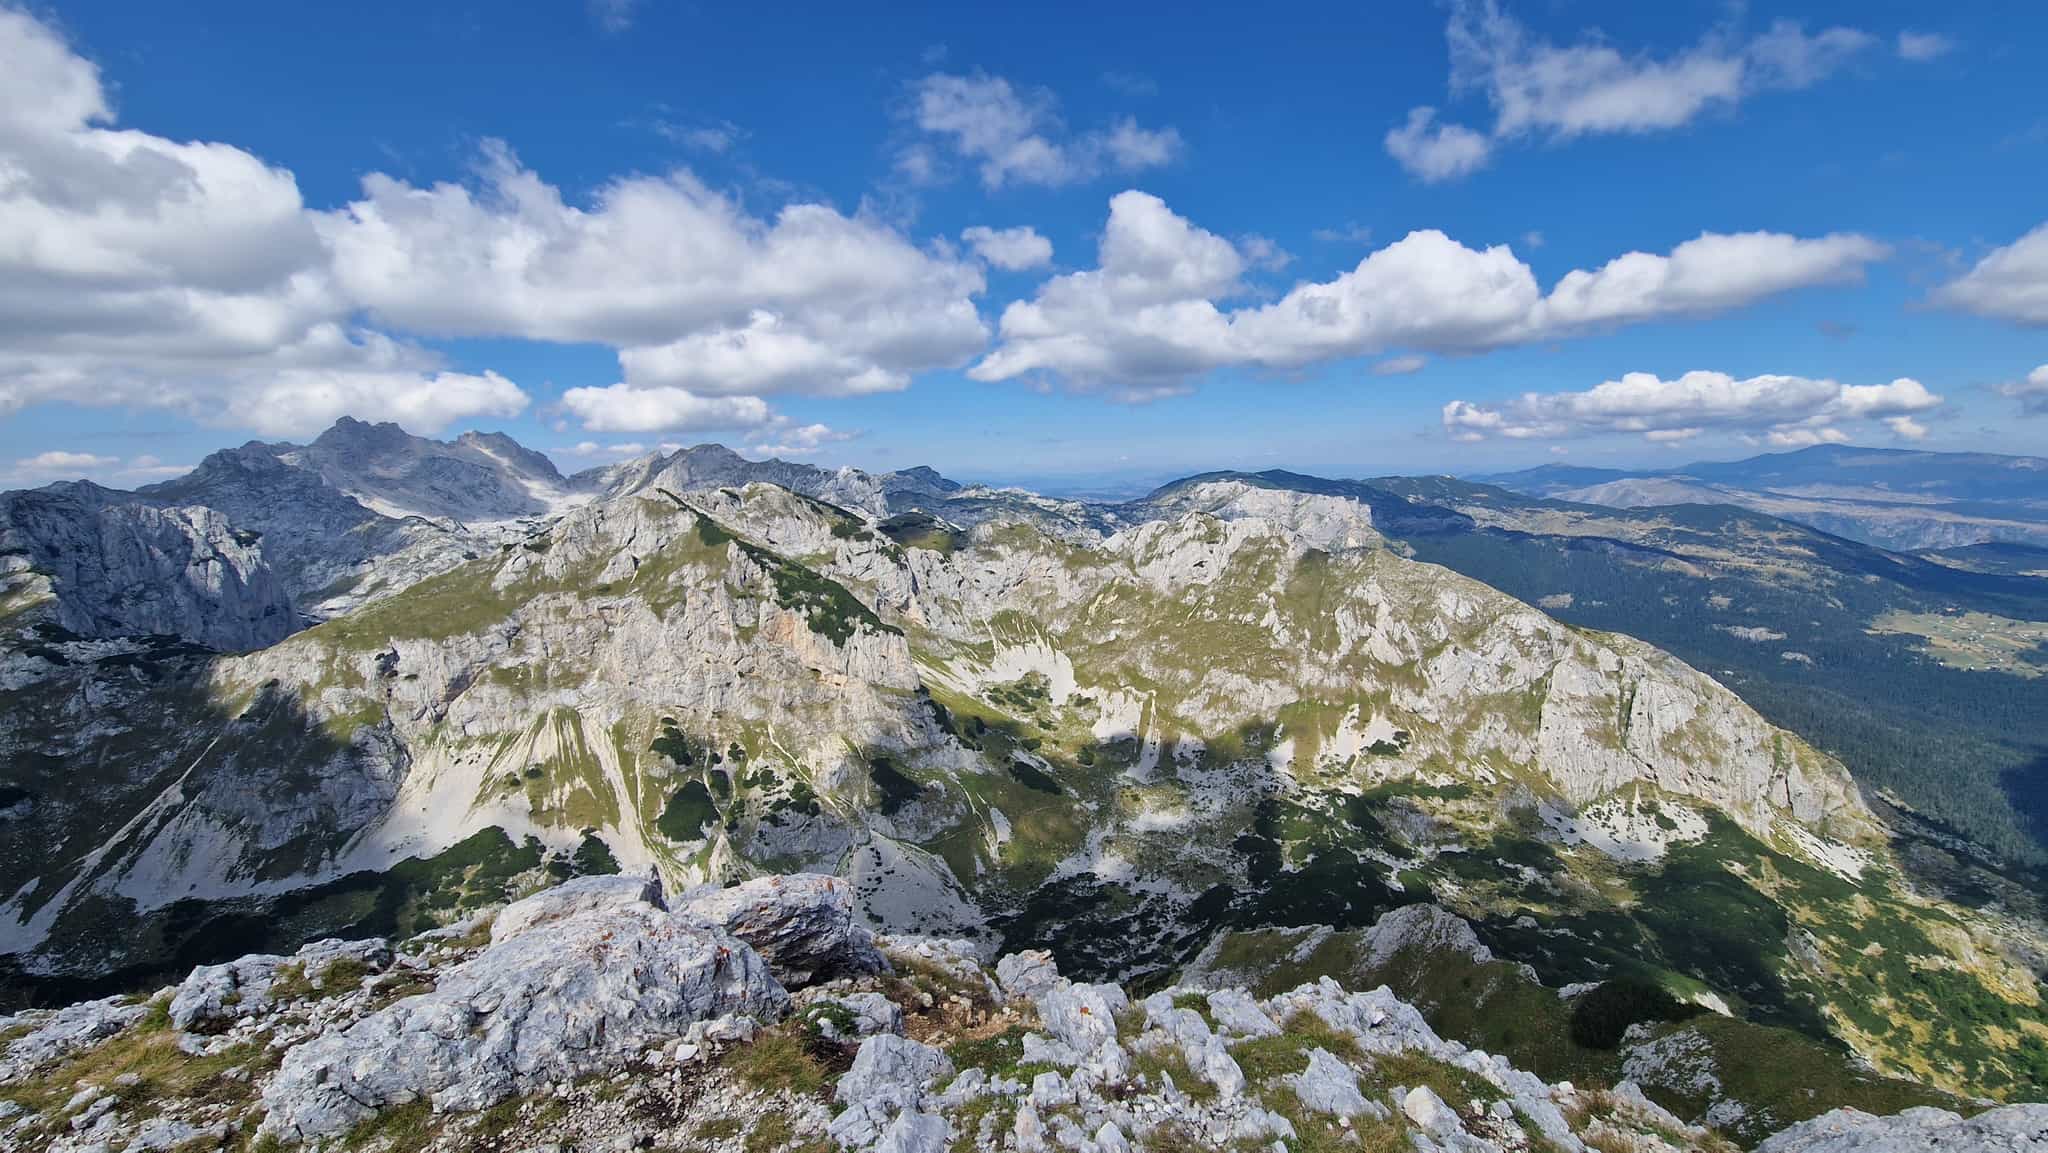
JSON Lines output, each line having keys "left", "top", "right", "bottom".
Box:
{"left": 489, "top": 873, "right": 666, "bottom": 945}
{"left": 0, "top": 486, "right": 293, "bottom": 650}
{"left": 680, "top": 873, "right": 886, "bottom": 988}
{"left": 0, "top": 996, "right": 150, "bottom": 1082}
{"left": 828, "top": 1033, "right": 956, "bottom": 1148}
{"left": 258, "top": 894, "right": 785, "bottom": 1140}
{"left": 169, "top": 937, "right": 391, "bottom": 1032}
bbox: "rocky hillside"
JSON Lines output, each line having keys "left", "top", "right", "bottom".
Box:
{"left": 0, "top": 485, "right": 293, "bottom": 652}
{"left": 2, "top": 420, "right": 985, "bottom": 628}
{"left": 0, "top": 430, "right": 2042, "bottom": 1143}
{"left": 5, "top": 871, "right": 2026, "bottom": 1153}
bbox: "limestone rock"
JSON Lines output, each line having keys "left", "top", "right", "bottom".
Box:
{"left": 1034, "top": 981, "right": 1129, "bottom": 1053}
{"left": 0, "top": 996, "right": 150, "bottom": 1081}
{"left": 1404, "top": 1086, "right": 1460, "bottom": 1137}
{"left": 169, "top": 937, "right": 390, "bottom": 1032}
{"left": 1359, "top": 904, "right": 1494, "bottom": 970}
{"left": 799, "top": 991, "right": 903, "bottom": 1039}
{"left": 874, "top": 1109, "right": 950, "bottom": 1153}
{"left": 1290, "top": 1048, "right": 1374, "bottom": 1118}
{"left": 1754, "top": 1104, "right": 2048, "bottom": 1152}
{"left": 835, "top": 1034, "right": 955, "bottom": 1107}
{"left": 682, "top": 873, "right": 885, "bottom": 987}
{"left": 0, "top": 487, "right": 293, "bottom": 651}
{"left": 830, "top": 1034, "right": 956, "bottom": 1148}
{"left": 996, "top": 950, "right": 1061, "bottom": 1003}
{"left": 1203, "top": 988, "right": 1279, "bottom": 1038}
{"left": 259, "top": 904, "right": 785, "bottom": 1141}
{"left": 490, "top": 873, "right": 666, "bottom": 946}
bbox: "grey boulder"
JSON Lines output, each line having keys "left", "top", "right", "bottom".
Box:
{"left": 1755, "top": 1104, "right": 2048, "bottom": 1152}
{"left": 489, "top": 872, "right": 666, "bottom": 946}
{"left": 681, "top": 873, "right": 885, "bottom": 987}
{"left": 259, "top": 902, "right": 784, "bottom": 1141}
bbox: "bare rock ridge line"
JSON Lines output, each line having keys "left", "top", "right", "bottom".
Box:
{"left": 0, "top": 467, "right": 1869, "bottom": 970}
{"left": 3, "top": 875, "right": 2016, "bottom": 1151}
{"left": 0, "top": 420, "right": 2043, "bottom": 1146}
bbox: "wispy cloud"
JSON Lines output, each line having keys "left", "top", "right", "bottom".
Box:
{"left": 902, "top": 73, "right": 1181, "bottom": 188}
{"left": 589, "top": 0, "right": 638, "bottom": 34}
{"left": 1896, "top": 31, "right": 1956, "bottom": 61}
{"left": 1386, "top": 1, "right": 1875, "bottom": 182}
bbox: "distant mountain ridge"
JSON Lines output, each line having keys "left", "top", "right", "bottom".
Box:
{"left": 1481, "top": 443, "right": 2048, "bottom": 551}
{"left": 8, "top": 420, "right": 973, "bottom": 631}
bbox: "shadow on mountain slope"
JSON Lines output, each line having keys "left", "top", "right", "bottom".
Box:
{"left": 0, "top": 631, "right": 613, "bottom": 1011}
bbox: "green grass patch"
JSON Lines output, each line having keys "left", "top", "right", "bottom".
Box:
{"left": 727, "top": 1029, "right": 832, "bottom": 1097}
{"left": 343, "top": 1098, "right": 435, "bottom": 1152}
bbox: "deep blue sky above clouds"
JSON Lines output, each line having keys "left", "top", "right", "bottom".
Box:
{"left": 2, "top": 0, "right": 2045, "bottom": 492}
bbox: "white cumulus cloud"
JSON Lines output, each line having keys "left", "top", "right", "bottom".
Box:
{"left": 1937, "top": 222, "right": 2048, "bottom": 325}
{"left": 970, "top": 191, "right": 1886, "bottom": 391}
{"left": 961, "top": 225, "right": 1053, "bottom": 270}
{"left": 559, "top": 385, "right": 773, "bottom": 434}
{"left": 15, "top": 450, "right": 116, "bottom": 474}
{"left": 1384, "top": 107, "right": 1493, "bottom": 183}
{"left": 1441, "top": 370, "right": 1942, "bottom": 445}
{"left": 0, "top": 7, "right": 530, "bottom": 438}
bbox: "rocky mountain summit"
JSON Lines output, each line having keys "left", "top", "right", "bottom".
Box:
{"left": 5, "top": 872, "right": 2016, "bottom": 1153}
{"left": 0, "top": 421, "right": 987, "bottom": 636}
{"left": 0, "top": 424, "right": 2042, "bottom": 1148}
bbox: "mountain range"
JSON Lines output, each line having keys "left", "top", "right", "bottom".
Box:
{"left": 1482, "top": 444, "right": 2048, "bottom": 552}
{"left": 0, "top": 421, "right": 2044, "bottom": 1144}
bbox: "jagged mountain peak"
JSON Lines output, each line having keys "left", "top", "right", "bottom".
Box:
{"left": 4, "top": 420, "right": 2047, "bottom": 1125}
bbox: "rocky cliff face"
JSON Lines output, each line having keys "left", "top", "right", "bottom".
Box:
{"left": 281, "top": 417, "right": 583, "bottom": 523}
{"left": 0, "top": 476, "right": 1887, "bottom": 985}
{"left": 0, "top": 486, "right": 293, "bottom": 651}
{"left": 0, "top": 429, "right": 2041, "bottom": 1129}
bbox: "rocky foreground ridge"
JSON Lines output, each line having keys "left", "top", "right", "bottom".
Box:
{"left": 2, "top": 872, "right": 2035, "bottom": 1153}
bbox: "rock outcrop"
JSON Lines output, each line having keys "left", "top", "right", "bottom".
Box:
{"left": 169, "top": 937, "right": 392, "bottom": 1032}
{"left": 259, "top": 884, "right": 786, "bottom": 1140}
{"left": 0, "top": 486, "right": 293, "bottom": 650}
{"left": 680, "top": 873, "right": 888, "bottom": 987}
{"left": 1755, "top": 1103, "right": 2048, "bottom": 1151}
{"left": 0, "top": 882, "right": 2011, "bottom": 1153}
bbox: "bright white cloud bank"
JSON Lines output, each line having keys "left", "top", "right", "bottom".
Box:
{"left": 0, "top": 7, "right": 991, "bottom": 442}
{"left": 1442, "top": 371, "right": 1942, "bottom": 445}
{"left": 0, "top": 7, "right": 532, "bottom": 438}
{"left": 1938, "top": 222, "right": 2048, "bottom": 326}
{"left": 971, "top": 191, "right": 1886, "bottom": 390}
{"left": 1386, "top": 1, "right": 1874, "bottom": 181}
{"left": 0, "top": 4, "right": 1923, "bottom": 454}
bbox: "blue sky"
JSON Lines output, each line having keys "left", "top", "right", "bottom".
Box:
{"left": 2, "top": 1, "right": 2045, "bottom": 493}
